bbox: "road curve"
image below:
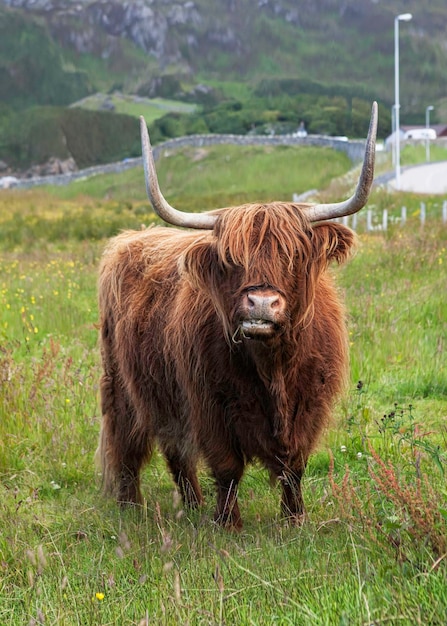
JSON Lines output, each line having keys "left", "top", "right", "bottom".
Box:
{"left": 388, "top": 161, "right": 447, "bottom": 194}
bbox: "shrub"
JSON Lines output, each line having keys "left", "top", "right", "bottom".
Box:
{"left": 1, "top": 107, "right": 140, "bottom": 169}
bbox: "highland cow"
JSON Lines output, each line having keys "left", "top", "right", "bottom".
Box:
{"left": 97, "top": 102, "right": 377, "bottom": 529}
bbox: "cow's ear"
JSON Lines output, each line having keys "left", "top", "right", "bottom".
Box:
{"left": 311, "top": 222, "right": 356, "bottom": 265}
{"left": 180, "top": 239, "right": 223, "bottom": 292}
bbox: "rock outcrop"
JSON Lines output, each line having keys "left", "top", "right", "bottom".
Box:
{"left": 1, "top": 0, "right": 205, "bottom": 65}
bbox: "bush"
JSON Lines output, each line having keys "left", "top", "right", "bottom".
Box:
{"left": 1, "top": 107, "right": 140, "bottom": 169}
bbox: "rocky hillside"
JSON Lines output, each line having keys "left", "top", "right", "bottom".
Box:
{"left": 2, "top": 0, "right": 199, "bottom": 66}
{"left": 1, "top": 0, "right": 447, "bottom": 113}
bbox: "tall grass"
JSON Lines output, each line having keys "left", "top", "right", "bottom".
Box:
{"left": 0, "top": 151, "right": 446, "bottom": 624}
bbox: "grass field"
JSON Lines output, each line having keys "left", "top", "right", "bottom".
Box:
{"left": 0, "top": 145, "right": 446, "bottom": 625}
{"left": 70, "top": 93, "right": 197, "bottom": 124}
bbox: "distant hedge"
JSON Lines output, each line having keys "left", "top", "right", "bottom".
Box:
{"left": 1, "top": 107, "right": 141, "bottom": 169}
{"left": 148, "top": 94, "right": 391, "bottom": 143}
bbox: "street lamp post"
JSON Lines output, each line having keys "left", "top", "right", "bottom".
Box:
{"left": 391, "top": 104, "right": 396, "bottom": 166}
{"left": 394, "top": 12, "right": 412, "bottom": 190}
{"left": 426, "top": 105, "right": 434, "bottom": 163}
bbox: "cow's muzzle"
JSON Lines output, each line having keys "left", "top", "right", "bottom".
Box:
{"left": 237, "top": 288, "right": 287, "bottom": 340}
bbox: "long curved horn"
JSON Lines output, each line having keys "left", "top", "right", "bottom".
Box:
{"left": 304, "top": 101, "right": 378, "bottom": 222}
{"left": 140, "top": 117, "right": 217, "bottom": 229}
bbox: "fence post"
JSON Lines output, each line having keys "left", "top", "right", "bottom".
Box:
{"left": 342, "top": 216, "right": 349, "bottom": 227}
{"left": 420, "top": 202, "right": 426, "bottom": 226}
{"left": 366, "top": 210, "right": 373, "bottom": 232}
{"left": 401, "top": 206, "right": 407, "bottom": 225}
{"left": 382, "top": 209, "right": 388, "bottom": 231}
{"left": 443, "top": 200, "right": 447, "bottom": 224}
{"left": 352, "top": 213, "right": 358, "bottom": 231}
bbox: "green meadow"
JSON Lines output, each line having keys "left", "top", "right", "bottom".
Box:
{"left": 71, "top": 93, "right": 197, "bottom": 124}
{"left": 0, "top": 144, "right": 446, "bottom": 625}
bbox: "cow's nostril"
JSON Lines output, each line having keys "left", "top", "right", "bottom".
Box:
{"left": 247, "top": 294, "right": 257, "bottom": 309}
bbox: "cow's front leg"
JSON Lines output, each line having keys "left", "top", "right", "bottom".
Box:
{"left": 280, "top": 466, "right": 306, "bottom": 525}
{"left": 212, "top": 462, "right": 244, "bottom": 531}
{"left": 163, "top": 450, "right": 204, "bottom": 509}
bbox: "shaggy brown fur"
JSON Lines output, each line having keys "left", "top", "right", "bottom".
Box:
{"left": 97, "top": 202, "right": 355, "bottom": 529}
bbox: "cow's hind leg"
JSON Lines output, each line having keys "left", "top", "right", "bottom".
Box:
{"left": 98, "top": 368, "right": 152, "bottom": 506}
{"left": 162, "top": 447, "right": 204, "bottom": 509}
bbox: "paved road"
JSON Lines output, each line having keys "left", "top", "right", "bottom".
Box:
{"left": 388, "top": 160, "right": 447, "bottom": 194}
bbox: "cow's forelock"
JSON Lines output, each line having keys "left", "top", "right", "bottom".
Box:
{"left": 214, "top": 203, "right": 313, "bottom": 275}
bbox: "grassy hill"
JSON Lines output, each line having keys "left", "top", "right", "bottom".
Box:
{"left": 71, "top": 93, "right": 197, "bottom": 121}
{"left": 0, "top": 143, "right": 352, "bottom": 246}
{"left": 2, "top": 0, "right": 446, "bottom": 113}
{"left": 1, "top": 0, "right": 447, "bottom": 170}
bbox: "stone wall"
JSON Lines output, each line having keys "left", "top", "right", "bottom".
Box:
{"left": 8, "top": 133, "right": 368, "bottom": 190}
{"left": 152, "top": 133, "right": 367, "bottom": 162}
